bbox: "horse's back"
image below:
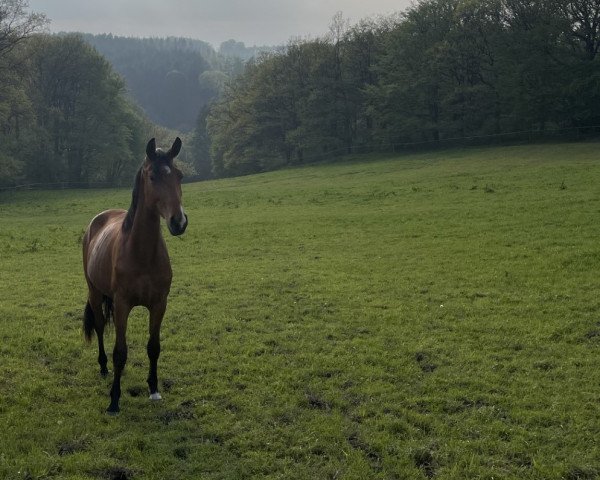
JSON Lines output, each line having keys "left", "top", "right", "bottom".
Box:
{"left": 83, "top": 209, "right": 126, "bottom": 296}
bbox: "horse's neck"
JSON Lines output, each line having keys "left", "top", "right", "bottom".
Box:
{"left": 127, "top": 204, "right": 164, "bottom": 260}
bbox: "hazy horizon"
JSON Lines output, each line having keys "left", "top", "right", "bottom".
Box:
{"left": 28, "top": 0, "right": 411, "bottom": 48}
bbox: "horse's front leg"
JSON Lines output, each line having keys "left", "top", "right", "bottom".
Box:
{"left": 107, "top": 297, "right": 132, "bottom": 414}
{"left": 147, "top": 299, "right": 167, "bottom": 401}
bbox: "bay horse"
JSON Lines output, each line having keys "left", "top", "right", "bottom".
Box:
{"left": 82, "top": 137, "right": 188, "bottom": 414}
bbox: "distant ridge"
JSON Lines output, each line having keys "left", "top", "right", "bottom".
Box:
{"left": 80, "top": 33, "right": 217, "bottom": 132}
{"left": 77, "top": 33, "right": 279, "bottom": 132}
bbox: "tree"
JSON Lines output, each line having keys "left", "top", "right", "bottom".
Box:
{"left": 556, "top": 0, "right": 600, "bottom": 125}
{"left": 370, "top": 0, "right": 458, "bottom": 145}
{"left": 0, "top": 0, "right": 46, "bottom": 60}
{"left": 20, "top": 34, "right": 148, "bottom": 185}
{"left": 0, "top": 0, "right": 45, "bottom": 185}
{"left": 189, "top": 105, "right": 213, "bottom": 179}
{"left": 438, "top": 0, "right": 507, "bottom": 136}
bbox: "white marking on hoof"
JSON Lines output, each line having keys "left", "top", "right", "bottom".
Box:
{"left": 149, "top": 392, "right": 162, "bottom": 401}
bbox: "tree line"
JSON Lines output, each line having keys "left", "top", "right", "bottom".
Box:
{"left": 191, "top": 0, "right": 600, "bottom": 178}
{"left": 2, "top": 0, "right": 599, "bottom": 187}
{"left": 0, "top": 6, "right": 276, "bottom": 188}
{"left": 0, "top": 2, "right": 186, "bottom": 188}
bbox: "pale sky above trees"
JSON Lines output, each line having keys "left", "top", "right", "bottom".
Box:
{"left": 28, "top": 0, "right": 411, "bottom": 47}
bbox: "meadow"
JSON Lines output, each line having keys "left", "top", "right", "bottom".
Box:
{"left": 0, "top": 143, "right": 599, "bottom": 479}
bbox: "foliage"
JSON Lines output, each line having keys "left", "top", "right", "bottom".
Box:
{"left": 1, "top": 143, "right": 600, "bottom": 478}
{"left": 0, "top": 0, "right": 45, "bottom": 185}
{"left": 205, "top": 30, "right": 381, "bottom": 177}
{"left": 0, "top": 0, "right": 47, "bottom": 58}
{"left": 23, "top": 35, "right": 147, "bottom": 184}
{"left": 204, "top": 1, "right": 600, "bottom": 177}
{"left": 187, "top": 105, "right": 214, "bottom": 180}
{"left": 0, "top": 29, "right": 159, "bottom": 187}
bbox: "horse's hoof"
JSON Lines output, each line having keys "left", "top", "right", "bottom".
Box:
{"left": 100, "top": 368, "right": 109, "bottom": 378}
{"left": 149, "top": 392, "right": 162, "bottom": 401}
{"left": 106, "top": 404, "right": 120, "bottom": 415}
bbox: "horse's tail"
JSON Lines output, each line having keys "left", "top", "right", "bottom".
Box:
{"left": 83, "top": 296, "right": 113, "bottom": 343}
{"left": 102, "top": 295, "right": 114, "bottom": 326}
{"left": 83, "top": 301, "right": 95, "bottom": 343}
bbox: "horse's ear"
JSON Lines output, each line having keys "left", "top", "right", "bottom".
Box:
{"left": 146, "top": 138, "right": 157, "bottom": 161}
{"left": 169, "top": 137, "right": 182, "bottom": 159}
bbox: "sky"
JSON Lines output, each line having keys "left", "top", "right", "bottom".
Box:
{"left": 28, "top": 0, "right": 412, "bottom": 48}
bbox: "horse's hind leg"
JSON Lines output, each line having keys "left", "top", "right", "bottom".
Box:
{"left": 147, "top": 300, "right": 166, "bottom": 400}
{"left": 107, "top": 296, "right": 131, "bottom": 414}
{"left": 86, "top": 289, "right": 109, "bottom": 376}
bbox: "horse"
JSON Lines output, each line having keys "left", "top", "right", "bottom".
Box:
{"left": 82, "top": 137, "right": 188, "bottom": 414}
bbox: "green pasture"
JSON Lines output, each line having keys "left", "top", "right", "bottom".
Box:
{"left": 1, "top": 143, "right": 599, "bottom": 479}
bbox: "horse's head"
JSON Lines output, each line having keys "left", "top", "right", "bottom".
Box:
{"left": 143, "top": 137, "right": 188, "bottom": 236}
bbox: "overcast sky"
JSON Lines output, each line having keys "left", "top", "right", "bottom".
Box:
{"left": 28, "top": 0, "right": 412, "bottom": 47}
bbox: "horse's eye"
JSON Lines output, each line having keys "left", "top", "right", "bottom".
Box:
{"left": 150, "top": 174, "right": 156, "bottom": 182}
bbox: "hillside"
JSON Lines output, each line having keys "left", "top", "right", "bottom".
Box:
{"left": 1, "top": 143, "right": 599, "bottom": 478}
{"left": 81, "top": 34, "right": 219, "bottom": 132}
{"left": 80, "top": 34, "right": 279, "bottom": 133}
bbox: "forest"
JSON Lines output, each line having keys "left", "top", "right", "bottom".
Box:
{"left": 0, "top": 2, "right": 153, "bottom": 188}
{"left": 1, "top": 0, "right": 600, "bottom": 187}
{"left": 200, "top": 1, "right": 600, "bottom": 177}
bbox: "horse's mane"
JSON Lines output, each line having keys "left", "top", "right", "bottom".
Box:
{"left": 122, "top": 167, "right": 142, "bottom": 233}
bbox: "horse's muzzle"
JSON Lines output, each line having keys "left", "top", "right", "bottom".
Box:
{"left": 168, "top": 213, "right": 188, "bottom": 236}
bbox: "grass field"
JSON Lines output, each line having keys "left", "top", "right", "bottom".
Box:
{"left": 1, "top": 143, "right": 600, "bottom": 479}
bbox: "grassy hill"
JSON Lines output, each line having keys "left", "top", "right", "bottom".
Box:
{"left": 1, "top": 143, "right": 599, "bottom": 479}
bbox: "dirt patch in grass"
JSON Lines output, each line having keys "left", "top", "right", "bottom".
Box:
{"left": 415, "top": 351, "right": 437, "bottom": 373}
{"left": 584, "top": 329, "right": 600, "bottom": 340}
{"left": 347, "top": 432, "right": 382, "bottom": 472}
{"left": 158, "top": 409, "right": 195, "bottom": 425}
{"left": 162, "top": 378, "right": 175, "bottom": 392}
{"left": 157, "top": 401, "right": 196, "bottom": 425}
{"left": 564, "top": 465, "right": 600, "bottom": 480}
{"left": 173, "top": 446, "right": 189, "bottom": 460}
{"left": 127, "top": 386, "right": 145, "bottom": 398}
{"left": 413, "top": 447, "right": 438, "bottom": 479}
{"left": 304, "top": 391, "right": 331, "bottom": 410}
{"left": 93, "top": 466, "right": 136, "bottom": 480}
{"left": 58, "top": 437, "right": 89, "bottom": 456}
